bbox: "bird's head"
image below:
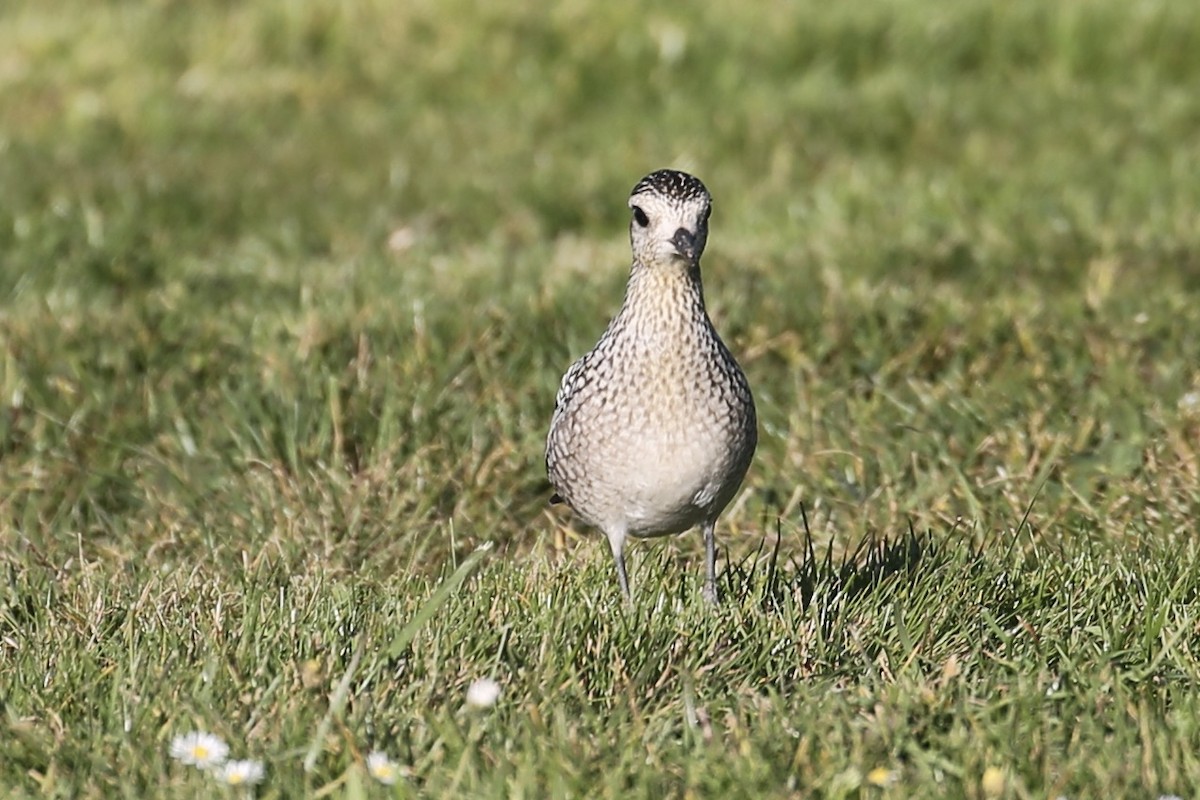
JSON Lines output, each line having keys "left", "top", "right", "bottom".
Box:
{"left": 627, "top": 169, "right": 712, "bottom": 269}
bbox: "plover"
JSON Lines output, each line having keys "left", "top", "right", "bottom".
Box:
{"left": 546, "top": 169, "right": 757, "bottom": 603}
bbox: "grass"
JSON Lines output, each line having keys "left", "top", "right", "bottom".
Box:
{"left": 3, "top": 0, "right": 1200, "bottom": 796}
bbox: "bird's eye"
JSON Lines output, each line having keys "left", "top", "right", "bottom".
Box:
{"left": 632, "top": 206, "right": 650, "bottom": 228}
{"left": 702, "top": 205, "right": 712, "bottom": 223}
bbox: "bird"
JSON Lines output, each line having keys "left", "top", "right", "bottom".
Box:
{"left": 545, "top": 169, "right": 757, "bottom": 604}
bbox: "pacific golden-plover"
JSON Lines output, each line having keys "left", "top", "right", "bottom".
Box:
{"left": 546, "top": 169, "right": 757, "bottom": 603}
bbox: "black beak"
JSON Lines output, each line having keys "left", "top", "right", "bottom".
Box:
{"left": 671, "top": 228, "right": 697, "bottom": 261}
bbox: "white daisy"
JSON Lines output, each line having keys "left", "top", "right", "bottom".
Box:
{"left": 169, "top": 731, "right": 229, "bottom": 769}
{"left": 214, "top": 759, "right": 265, "bottom": 786}
{"left": 465, "top": 677, "right": 501, "bottom": 709}
{"left": 366, "top": 750, "right": 401, "bottom": 785}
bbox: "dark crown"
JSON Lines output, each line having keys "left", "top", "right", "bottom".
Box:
{"left": 630, "top": 169, "right": 709, "bottom": 203}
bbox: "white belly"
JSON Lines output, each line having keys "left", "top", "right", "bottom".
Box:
{"left": 576, "top": 418, "right": 750, "bottom": 538}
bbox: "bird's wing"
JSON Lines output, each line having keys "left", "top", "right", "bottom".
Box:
{"left": 553, "top": 353, "right": 591, "bottom": 416}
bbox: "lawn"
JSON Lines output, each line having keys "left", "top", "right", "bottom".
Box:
{"left": 3, "top": 0, "right": 1200, "bottom": 797}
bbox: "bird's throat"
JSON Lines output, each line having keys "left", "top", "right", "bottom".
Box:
{"left": 619, "top": 263, "right": 710, "bottom": 344}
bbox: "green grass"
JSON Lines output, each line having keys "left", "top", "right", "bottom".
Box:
{"left": 3, "top": 0, "right": 1200, "bottom": 796}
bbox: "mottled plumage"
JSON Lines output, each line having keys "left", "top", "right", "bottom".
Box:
{"left": 545, "top": 169, "right": 757, "bottom": 603}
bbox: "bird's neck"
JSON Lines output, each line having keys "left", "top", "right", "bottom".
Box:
{"left": 617, "top": 261, "right": 709, "bottom": 337}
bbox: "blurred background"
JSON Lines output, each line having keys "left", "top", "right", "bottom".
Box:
{"left": 3, "top": 0, "right": 1200, "bottom": 569}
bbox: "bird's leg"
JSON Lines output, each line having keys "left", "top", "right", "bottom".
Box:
{"left": 607, "top": 530, "right": 631, "bottom": 602}
{"left": 702, "top": 519, "right": 719, "bottom": 605}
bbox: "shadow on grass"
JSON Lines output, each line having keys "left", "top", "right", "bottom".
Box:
{"left": 723, "top": 506, "right": 938, "bottom": 618}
